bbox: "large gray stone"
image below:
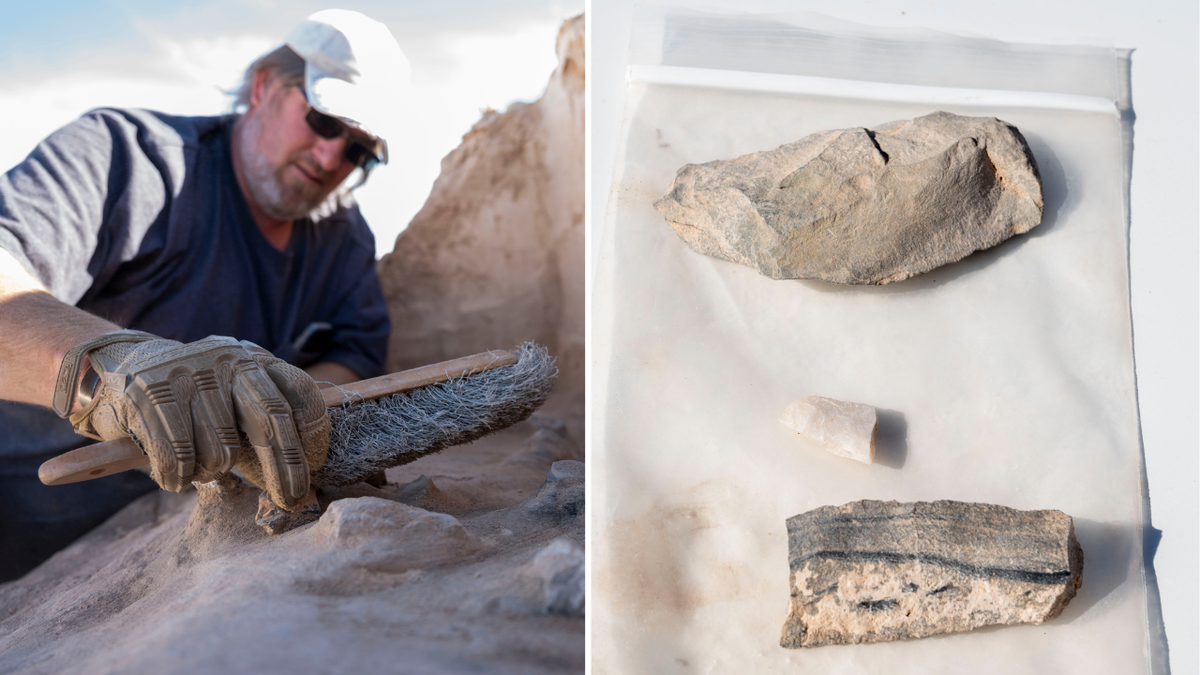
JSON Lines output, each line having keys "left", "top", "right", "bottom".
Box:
{"left": 655, "top": 112, "right": 1043, "bottom": 285}
{"left": 781, "top": 500, "right": 1083, "bottom": 648}
{"left": 521, "top": 460, "right": 585, "bottom": 520}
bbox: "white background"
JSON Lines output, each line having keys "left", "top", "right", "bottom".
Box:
{"left": 589, "top": 2, "right": 1197, "bottom": 673}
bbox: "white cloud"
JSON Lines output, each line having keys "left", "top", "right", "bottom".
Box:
{"left": 152, "top": 33, "right": 281, "bottom": 92}
{"left": 0, "top": 34, "right": 273, "bottom": 177}
{"left": 0, "top": 78, "right": 220, "bottom": 171}
{"left": 356, "top": 19, "right": 563, "bottom": 255}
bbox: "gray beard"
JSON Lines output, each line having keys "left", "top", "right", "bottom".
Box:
{"left": 233, "top": 113, "right": 353, "bottom": 223}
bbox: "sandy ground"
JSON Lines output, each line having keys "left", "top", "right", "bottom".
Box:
{"left": 0, "top": 405, "right": 583, "bottom": 675}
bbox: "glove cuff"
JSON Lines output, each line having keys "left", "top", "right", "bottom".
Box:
{"left": 52, "top": 330, "right": 159, "bottom": 418}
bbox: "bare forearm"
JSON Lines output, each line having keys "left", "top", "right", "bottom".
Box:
{"left": 304, "top": 361, "right": 359, "bottom": 387}
{"left": 0, "top": 248, "right": 120, "bottom": 408}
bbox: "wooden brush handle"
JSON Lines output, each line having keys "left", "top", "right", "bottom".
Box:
{"left": 319, "top": 349, "right": 517, "bottom": 407}
{"left": 38, "top": 349, "right": 518, "bottom": 486}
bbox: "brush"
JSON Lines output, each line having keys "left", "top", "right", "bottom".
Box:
{"left": 39, "top": 343, "right": 557, "bottom": 487}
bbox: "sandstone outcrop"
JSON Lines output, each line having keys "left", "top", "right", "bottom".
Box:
{"left": 379, "top": 15, "right": 585, "bottom": 399}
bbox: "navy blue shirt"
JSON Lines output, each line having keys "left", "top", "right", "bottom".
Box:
{"left": 0, "top": 108, "right": 389, "bottom": 459}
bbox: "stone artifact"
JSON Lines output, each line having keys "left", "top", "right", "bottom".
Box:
{"left": 654, "top": 111, "right": 1043, "bottom": 284}
{"left": 780, "top": 396, "right": 876, "bottom": 464}
{"left": 781, "top": 500, "right": 1083, "bottom": 648}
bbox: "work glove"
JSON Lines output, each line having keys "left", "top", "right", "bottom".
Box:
{"left": 53, "top": 330, "right": 330, "bottom": 510}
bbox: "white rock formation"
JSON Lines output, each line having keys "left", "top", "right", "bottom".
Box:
{"left": 780, "top": 395, "right": 877, "bottom": 464}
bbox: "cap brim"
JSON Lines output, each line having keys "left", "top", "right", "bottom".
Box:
{"left": 305, "top": 62, "right": 390, "bottom": 164}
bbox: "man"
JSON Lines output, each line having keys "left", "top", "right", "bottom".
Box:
{"left": 0, "top": 10, "right": 406, "bottom": 581}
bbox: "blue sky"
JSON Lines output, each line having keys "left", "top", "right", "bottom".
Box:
{"left": 0, "top": 0, "right": 583, "bottom": 256}
{"left": 0, "top": 0, "right": 577, "bottom": 80}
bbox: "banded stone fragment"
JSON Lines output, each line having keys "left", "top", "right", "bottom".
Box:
{"left": 781, "top": 500, "right": 1083, "bottom": 648}
{"left": 654, "top": 111, "right": 1043, "bottom": 284}
{"left": 779, "top": 396, "right": 876, "bottom": 464}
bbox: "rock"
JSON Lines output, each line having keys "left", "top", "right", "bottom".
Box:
{"left": 528, "top": 538, "right": 585, "bottom": 617}
{"left": 378, "top": 15, "right": 585, "bottom": 397}
{"left": 390, "top": 474, "right": 453, "bottom": 510}
{"left": 521, "top": 460, "right": 584, "bottom": 520}
{"left": 547, "top": 460, "right": 583, "bottom": 482}
{"left": 311, "top": 497, "right": 467, "bottom": 544}
{"left": 780, "top": 396, "right": 877, "bottom": 464}
{"left": 303, "top": 497, "right": 480, "bottom": 577}
{"left": 255, "top": 487, "right": 321, "bottom": 535}
{"left": 484, "top": 537, "right": 585, "bottom": 618}
{"left": 781, "top": 500, "right": 1084, "bottom": 648}
{"left": 655, "top": 111, "right": 1043, "bottom": 285}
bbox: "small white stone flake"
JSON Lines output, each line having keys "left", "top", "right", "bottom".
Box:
{"left": 780, "top": 396, "right": 877, "bottom": 464}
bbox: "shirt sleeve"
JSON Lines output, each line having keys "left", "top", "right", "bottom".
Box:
{"left": 319, "top": 220, "right": 389, "bottom": 380}
{"left": 0, "top": 109, "right": 175, "bottom": 305}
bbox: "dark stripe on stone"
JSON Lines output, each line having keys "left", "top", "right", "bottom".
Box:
{"left": 790, "top": 550, "right": 1072, "bottom": 585}
{"left": 856, "top": 599, "right": 899, "bottom": 612}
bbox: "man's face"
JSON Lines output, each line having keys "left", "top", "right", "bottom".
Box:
{"left": 235, "top": 71, "right": 370, "bottom": 221}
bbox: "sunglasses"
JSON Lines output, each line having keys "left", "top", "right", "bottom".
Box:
{"left": 304, "top": 108, "right": 380, "bottom": 171}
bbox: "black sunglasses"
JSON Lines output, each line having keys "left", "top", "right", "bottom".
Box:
{"left": 304, "top": 108, "right": 380, "bottom": 171}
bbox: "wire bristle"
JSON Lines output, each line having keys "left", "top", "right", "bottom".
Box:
{"left": 311, "top": 343, "right": 557, "bottom": 487}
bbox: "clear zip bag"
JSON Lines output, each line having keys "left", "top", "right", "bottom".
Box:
{"left": 592, "top": 7, "right": 1152, "bottom": 674}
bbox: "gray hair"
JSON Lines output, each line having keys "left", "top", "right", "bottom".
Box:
{"left": 229, "top": 45, "right": 307, "bottom": 112}
{"left": 229, "top": 44, "right": 374, "bottom": 206}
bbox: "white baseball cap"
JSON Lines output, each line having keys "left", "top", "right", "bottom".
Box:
{"left": 285, "top": 9, "right": 410, "bottom": 164}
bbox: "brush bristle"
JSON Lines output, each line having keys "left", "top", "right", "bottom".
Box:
{"left": 311, "top": 343, "right": 557, "bottom": 487}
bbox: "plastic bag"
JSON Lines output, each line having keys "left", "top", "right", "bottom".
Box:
{"left": 592, "top": 8, "right": 1146, "bottom": 673}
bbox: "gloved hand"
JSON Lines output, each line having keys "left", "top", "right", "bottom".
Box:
{"left": 52, "top": 330, "right": 330, "bottom": 510}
